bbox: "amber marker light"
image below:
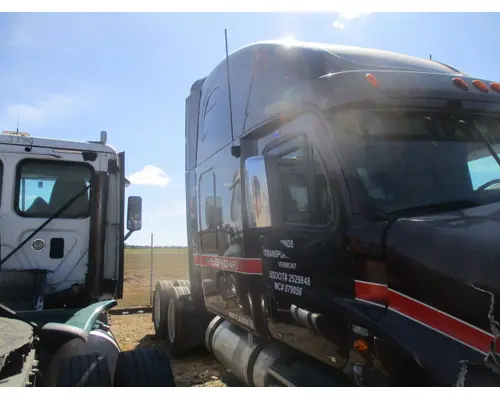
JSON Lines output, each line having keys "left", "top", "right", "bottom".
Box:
{"left": 353, "top": 339, "right": 369, "bottom": 352}
{"left": 473, "top": 80, "right": 489, "bottom": 93}
{"left": 452, "top": 77, "right": 469, "bottom": 91}
{"left": 490, "top": 82, "right": 500, "bottom": 93}
{"left": 365, "top": 73, "right": 379, "bottom": 88}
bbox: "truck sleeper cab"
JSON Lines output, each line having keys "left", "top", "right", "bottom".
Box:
{"left": 155, "top": 40, "right": 500, "bottom": 386}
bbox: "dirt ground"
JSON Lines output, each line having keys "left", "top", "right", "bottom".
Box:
{"left": 111, "top": 249, "right": 234, "bottom": 387}
{"left": 110, "top": 314, "right": 232, "bottom": 387}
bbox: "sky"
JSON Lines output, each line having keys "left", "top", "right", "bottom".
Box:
{"left": 0, "top": 12, "right": 499, "bottom": 246}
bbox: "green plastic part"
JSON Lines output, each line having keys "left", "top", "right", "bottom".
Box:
{"left": 17, "top": 308, "right": 78, "bottom": 326}
{"left": 64, "top": 300, "right": 117, "bottom": 334}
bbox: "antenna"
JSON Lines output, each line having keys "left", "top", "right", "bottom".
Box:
{"left": 16, "top": 111, "right": 19, "bottom": 134}
{"left": 225, "top": 29, "right": 240, "bottom": 158}
{"left": 429, "top": 54, "right": 433, "bottom": 60}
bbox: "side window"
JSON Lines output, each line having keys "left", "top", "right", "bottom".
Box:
{"left": 199, "top": 171, "right": 220, "bottom": 253}
{"left": 16, "top": 160, "right": 92, "bottom": 218}
{"left": 267, "top": 135, "right": 333, "bottom": 225}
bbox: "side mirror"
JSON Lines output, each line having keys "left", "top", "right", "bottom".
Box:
{"left": 244, "top": 156, "right": 283, "bottom": 229}
{"left": 127, "top": 196, "right": 142, "bottom": 232}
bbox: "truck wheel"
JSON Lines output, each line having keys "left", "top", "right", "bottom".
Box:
{"left": 174, "top": 279, "right": 190, "bottom": 287}
{"left": 165, "top": 285, "right": 192, "bottom": 357}
{"left": 56, "top": 353, "right": 111, "bottom": 387}
{"left": 152, "top": 280, "right": 175, "bottom": 337}
{"left": 113, "top": 348, "right": 175, "bottom": 387}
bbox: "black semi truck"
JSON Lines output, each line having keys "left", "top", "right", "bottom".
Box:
{"left": 153, "top": 40, "right": 500, "bottom": 386}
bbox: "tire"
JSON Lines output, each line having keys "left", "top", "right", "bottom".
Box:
{"left": 174, "top": 279, "right": 190, "bottom": 288}
{"left": 113, "top": 348, "right": 175, "bottom": 387}
{"left": 56, "top": 353, "right": 111, "bottom": 387}
{"left": 152, "top": 280, "right": 175, "bottom": 336}
{"left": 164, "top": 285, "right": 192, "bottom": 357}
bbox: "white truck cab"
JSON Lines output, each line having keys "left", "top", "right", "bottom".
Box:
{"left": 0, "top": 131, "right": 141, "bottom": 311}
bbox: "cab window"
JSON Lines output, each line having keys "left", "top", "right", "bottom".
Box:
{"left": 266, "top": 135, "right": 334, "bottom": 225}
{"left": 16, "top": 160, "right": 93, "bottom": 218}
{"left": 468, "top": 150, "right": 500, "bottom": 190}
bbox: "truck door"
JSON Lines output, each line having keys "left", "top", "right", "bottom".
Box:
{"left": 0, "top": 152, "right": 97, "bottom": 308}
{"left": 197, "top": 167, "right": 229, "bottom": 314}
{"left": 254, "top": 113, "right": 353, "bottom": 369}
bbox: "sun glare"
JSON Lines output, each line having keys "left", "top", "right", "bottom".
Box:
{"left": 282, "top": 36, "right": 298, "bottom": 48}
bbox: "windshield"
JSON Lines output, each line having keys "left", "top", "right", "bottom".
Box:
{"left": 331, "top": 107, "right": 500, "bottom": 214}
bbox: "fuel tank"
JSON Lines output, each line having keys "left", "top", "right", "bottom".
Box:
{"left": 205, "top": 316, "right": 291, "bottom": 386}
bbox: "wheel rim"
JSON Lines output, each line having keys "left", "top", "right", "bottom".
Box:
{"left": 167, "top": 299, "right": 176, "bottom": 343}
{"left": 154, "top": 291, "right": 161, "bottom": 328}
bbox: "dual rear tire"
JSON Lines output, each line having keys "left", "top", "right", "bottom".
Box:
{"left": 153, "top": 279, "right": 207, "bottom": 357}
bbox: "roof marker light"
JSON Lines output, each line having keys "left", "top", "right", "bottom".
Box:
{"left": 491, "top": 82, "right": 500, "bottom": 93}
{"left": 365, "top": 73, "right": 378, "bottom": 88}
{"left": 452, "top": 77, "right": 469, "bottom": 91}
{"left": 472, "top": 80, "right": 489, "bottom": 93}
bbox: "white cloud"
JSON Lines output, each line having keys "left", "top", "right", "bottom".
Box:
{"left": 333, "top": 20, "right": 345, "bottom": 30}
{"left": 6, "top": 29, "right": 33, "bottom": 47}
{"left": 338, "top": 12, "right": 372, "bottom": 20}
{"left": 333, "top": 12, "right": 372, "bottom": 30}
{"left": 0, "top": 83, "right": 100, "bottom": 130}
{"left": 128, "top": 165, "right": 171, "bottom": 187}
{"left": 5, "top": 93, "right": 78, "bottom": 127}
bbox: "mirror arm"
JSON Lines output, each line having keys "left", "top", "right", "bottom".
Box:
{"left": 124, "top": 230, "right": 134, "bottom": 241}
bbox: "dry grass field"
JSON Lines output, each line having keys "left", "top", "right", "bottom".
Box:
{"left": 111, "top": 248, "right": 234, "bottom": 387}
{"left": 118, "top": 248, "right": 190, "bottom": 308}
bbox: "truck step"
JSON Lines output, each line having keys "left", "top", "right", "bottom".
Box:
{"left": 267, "top": 358, "right": 352, "bottom": 387}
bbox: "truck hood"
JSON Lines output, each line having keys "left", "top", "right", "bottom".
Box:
{"left": 384, "top": 201, "right": 500, "bottom": 335}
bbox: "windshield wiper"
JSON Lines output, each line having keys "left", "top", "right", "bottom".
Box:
{"left": 0, "top": 184, "right": 91, "bottom": 269}
{"left": 387, "top": 199, "right": 480, "bottom": 217}
{"left": 470, "top": 123, "right": 500, "bottom": 169}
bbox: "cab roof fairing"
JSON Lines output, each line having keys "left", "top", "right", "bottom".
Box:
{"left": 263, "top": 69, "right": 500, "bottom": 122}
{"left": 225, "top": 40, "right": 467, "bottom": 77}
{"left": 193, "top": 40, "right": 483, "bottom": 140}
{"left": 315, "top": 70, "right": 500, "bottom": 111}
